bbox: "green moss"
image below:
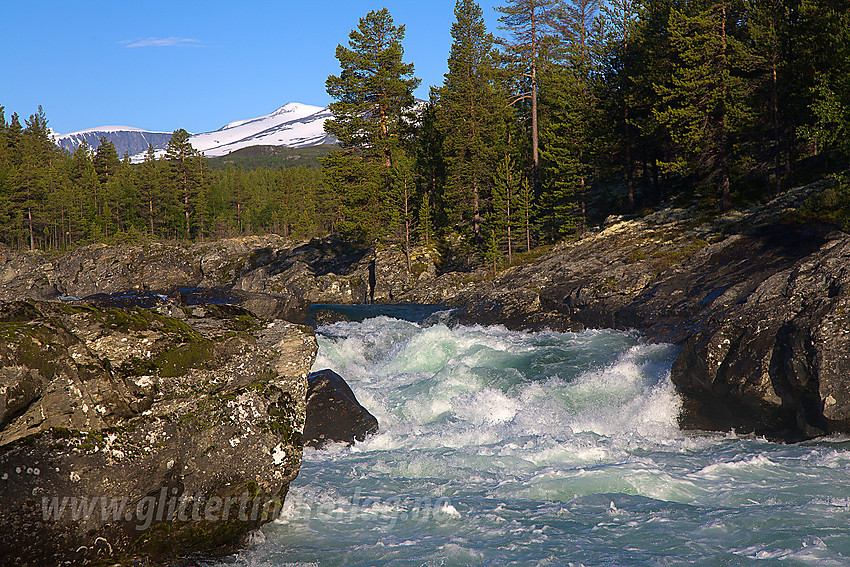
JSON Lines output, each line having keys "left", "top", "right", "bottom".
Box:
{"left": 626, "top": 247, "right": 648, "bottom": 263}
{"left": 410, "top": 262, "right": 427, "bottom": 280}
{"left": 0, "top": 321, "right": 65, "bottom": 380}
{"left": 230, "top": 313, "right": 261, "bottom": 332}
{"left": 103, "top": 308, "right": 151, "bottom": 332}
{"left": 132, "top": 513, "right": 250, "bottom": 563}
{"left": 155, "top": 339, "right": 216, "bottom": 378}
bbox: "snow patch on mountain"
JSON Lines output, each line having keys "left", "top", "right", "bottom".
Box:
{"left": 189, "top": 102, "right": 335, "bottom": 157}
{"left": 55, "top": 102, "right": 336, "bottom": 162}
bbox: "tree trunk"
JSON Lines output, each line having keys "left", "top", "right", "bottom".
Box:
{"left": 531, "top": 59, "right": 540, "bottom": 195}
{"left": 404, "top": 182, "right": 411, "bottom": 273}
{"left": 27, "top": 207, "right": 35, "bottom": 251}
{"left": 473, "top": 181, "right": 481, "bottom": 244}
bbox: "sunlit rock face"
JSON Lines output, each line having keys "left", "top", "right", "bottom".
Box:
{"left": 0, "top": 299, "right": 316, "bottom": 565}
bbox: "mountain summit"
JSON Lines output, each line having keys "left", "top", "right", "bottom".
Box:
{"left": 54, "top": 102, "right": 335, "bottom": 160}
{"left": 189, "top": 102, "right": 334, "bottom": 157}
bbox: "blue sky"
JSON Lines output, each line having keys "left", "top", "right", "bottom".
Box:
{"left": 1, "top": 0, "right": 503, "bottom": 135}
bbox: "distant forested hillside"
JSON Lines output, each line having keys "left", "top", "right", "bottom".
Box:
{"left": 204, "top": 144, "right": 335, "bottom": 171}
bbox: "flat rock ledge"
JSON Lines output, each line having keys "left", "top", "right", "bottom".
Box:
{"left": 0, "top": 299, "right": 317, "bottom": 566}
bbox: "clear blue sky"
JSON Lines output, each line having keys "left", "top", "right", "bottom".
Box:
{"left": 1, "top": 0, "right": 503, "bottom": 135}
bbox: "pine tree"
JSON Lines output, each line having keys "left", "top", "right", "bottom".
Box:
{"left": 537, "top": 0, "right": 605, "bottom": 239}
{"left": 418, "top": 191, "right": 434, "bottom": 247}
{"left": 325, "top": 8, "right": 419, "bottom": 164}
{"left": 517, "top": 176, "right": 534, "bottom": 252}
{"left": 654, "top": 0, "right": 752, "bottom": 210}
{"left": 15, "top": 107, "right": 55, "bottom": 250}
{"left": 69, "top": 141, "right": 98, "bottom": 244}
{"left": 497, "top": 0, "right": 558, "bottom": 193}
{"left": 799, "top": 0, "right": 850, "bottom": 159}
{"left": 601, "top": 0, "right": 639, "bottom": 208}
{"left": 436, "top": 0, "right": 509, "bottom": 243}
{"left": 413, "top": 99, "right": 444, "bottom": 242}
{"left": 323, "top": 8, "right": 420, "bottom": 241}
{"left": 165, "top": 128, "right": 200, "bottom": 238}
{"left": 492, "top": 154, "right": 521, "bottom": 264}
{"left": 137, "top": 145, "right": 159, "bottom": 236}
{"left": 389, "top": 148, "right": 416, "bottom": 272}
{"left": 484, "top": 226, "right": 502, "bottom": 274}
{"left": 92, "top": 136, "right": 121, "bottom": 236}
{"left": 93, "top": 137, "right": 120, "bottom": 187}
{"left": 745, "top": 0, "right": 789, "bottom": 192}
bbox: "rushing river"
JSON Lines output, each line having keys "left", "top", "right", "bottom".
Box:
{"left": 211, "top": 307, "right": 850, "bottom": 566}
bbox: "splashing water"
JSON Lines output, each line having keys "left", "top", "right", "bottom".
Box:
{"left": 209, "top": 313, "right": 850, "bottom": 567}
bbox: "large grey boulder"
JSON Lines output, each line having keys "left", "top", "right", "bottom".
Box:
{"left": 672, "top": 232, "right": 850, "bottom": 440}
{"left": 0, "top": 299, "right": 317, "bottom": 565}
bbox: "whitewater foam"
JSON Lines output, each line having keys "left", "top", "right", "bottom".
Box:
{"left": 209, "top": 313, "right": 850, "bottom": 567}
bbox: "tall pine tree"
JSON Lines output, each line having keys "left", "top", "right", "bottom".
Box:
{"left": 165, "top": 129, "right": 200, "bottom": 239}
{"left": 435, "top": 0, "right": 509, "bottom": 243}
{"left": 654, "top": 0, "right": 752, "bottom": 210}
{"left": 497, "top": 0, "right": 558, "bottom": 193}
{"left": 323, "top": 8, "right": 420, "bottom": 241}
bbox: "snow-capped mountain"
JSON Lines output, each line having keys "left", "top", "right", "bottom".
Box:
{"left": 55, "top": 126, "right": 172, "bottom": 158}
{"left": 55, "top": 102, "right": 336, "bottom": 162}
{"left": 189, "top": 102, "right": 335, "bottom": 157}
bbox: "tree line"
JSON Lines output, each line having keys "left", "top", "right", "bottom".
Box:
{"left": 2, "top": 0, "right": 848, "bottom": 270}
{"left": 0, "top": 112, "right": 325, "bottom": 250}
{"left": 320, "top": 0, "right": 850, "bottom": 269}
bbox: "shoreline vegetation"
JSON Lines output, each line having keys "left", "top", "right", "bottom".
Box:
{"left": 1, "top": 0, "right": 848, "bottom": 266}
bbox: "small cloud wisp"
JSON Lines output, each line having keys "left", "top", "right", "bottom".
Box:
{"left": 121, "top": 37, "right": 204, "bottom": 48}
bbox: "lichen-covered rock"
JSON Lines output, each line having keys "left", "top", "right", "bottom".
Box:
{"left": 233, "top": 235, "right": 373, "bottom": 305}
{"left": 0, "top": 299, "right": 317, "bottom": 565}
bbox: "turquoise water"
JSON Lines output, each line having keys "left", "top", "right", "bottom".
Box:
{"left": 213, "top": 313, "right": 850, "bottom": 566}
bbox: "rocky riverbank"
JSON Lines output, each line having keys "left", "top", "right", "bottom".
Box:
{"left": 439, "top": 181, "right": 850, "bottom": 441}
{"left": 1, "top": 179, "right": 848, "bottom": 458}
{"left": 0, "top": 298, "right": 316, "bottom": 565}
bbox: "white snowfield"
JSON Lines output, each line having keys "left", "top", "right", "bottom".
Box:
{"left": 55, "top": 102, "right": 335, "bottom": 162}
{"left": 189, "top": 102, "right": 335, "bottom": 157}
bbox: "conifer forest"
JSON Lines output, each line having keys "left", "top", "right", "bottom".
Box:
{"left": 1, "top": 0, "right": 848, "bottom": 268}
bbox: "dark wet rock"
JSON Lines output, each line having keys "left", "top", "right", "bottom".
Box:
{"left": 76, "top": 290, "right": 168, "bottom": 309}
{"left": 233, "top": 236, "right": 373, "bottom": 305}
{"left": 307, "top": 307, "right": 353, "bottom": 327}
{"left": 0, "top": 299, "right": 317, "bottom": 565}
{"left": 170, "top": 287, "right": 307, "bottom": 324}
{"left": 671, "top": 232, "right": 850, "bottom": 440}
{"left": 303, "top": 369, "right": 378, "bottom": 448}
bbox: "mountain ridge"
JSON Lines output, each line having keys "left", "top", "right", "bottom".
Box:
{"left": 54, "top": 102, "right": 335, "bottom": 160}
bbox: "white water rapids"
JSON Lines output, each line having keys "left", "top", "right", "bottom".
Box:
{"left": 210, "top": 310, "right": 850, "bottom": 566}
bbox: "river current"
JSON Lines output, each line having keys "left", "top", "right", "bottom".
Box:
{"left": 211, "top": 307, "right": 850, "bottom": 566}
